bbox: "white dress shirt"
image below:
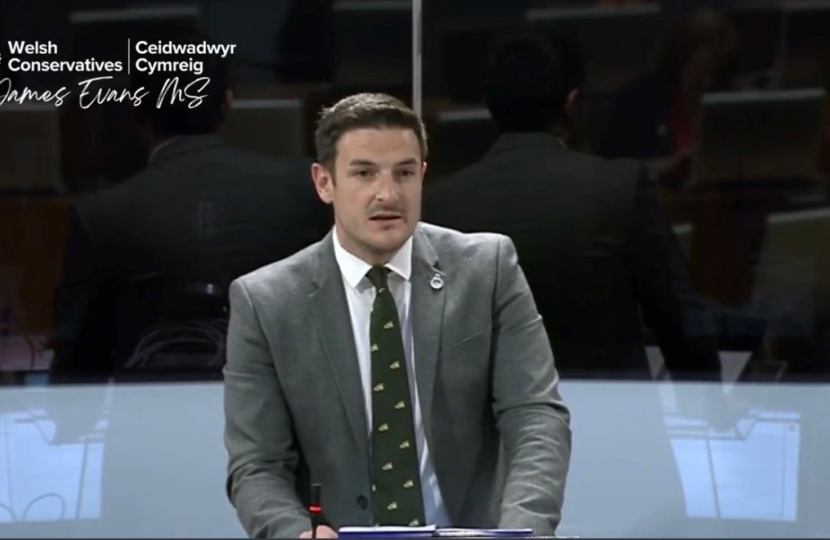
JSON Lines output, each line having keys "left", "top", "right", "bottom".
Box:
{"left": 332, "top": 227, "right": 450, "bottom": 527}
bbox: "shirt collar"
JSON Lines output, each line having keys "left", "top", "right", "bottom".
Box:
{"left": 486, "top": 132, "right": 566, "bottom": 157}
{"left": 332, "top": 226, "right": 413, "bottom": 290}
{"left": 148, "top": 136, "right": 184, "bottom": 164}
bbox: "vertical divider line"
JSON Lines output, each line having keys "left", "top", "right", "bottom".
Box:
{"left": 412, "top": 0, "right": 423, "bottom": 117}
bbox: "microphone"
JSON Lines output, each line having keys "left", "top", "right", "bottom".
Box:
{"left": 309, "top": 483, "right": 322, "bottom": 539}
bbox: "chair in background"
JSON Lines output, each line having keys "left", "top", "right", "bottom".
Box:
{"left": 113, "top": 274, "right": 229, "bottom": 373}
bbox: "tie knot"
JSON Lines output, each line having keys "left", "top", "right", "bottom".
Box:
{"left": 366, "top": 266, "right": 389, "bottom": 289}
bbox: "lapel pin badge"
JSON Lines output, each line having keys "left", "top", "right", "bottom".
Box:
{"left": 430, "top": 274, "right": 444, "bottom": 290}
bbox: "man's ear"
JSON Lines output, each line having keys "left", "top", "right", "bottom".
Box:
{"left": 565, "top": 88, "right": 581, "bottom": 114}
{"left": 311, "top": 162, "right": 335, "bottom": 204}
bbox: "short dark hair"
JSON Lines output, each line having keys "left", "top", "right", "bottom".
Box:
{"left": 314, "top": 93, "right": 427, "bottom": 169}
{"left": 130, "top": 33, "right": 232, "bottom": 137}
{"left": 484, "top": 32, "right": 569, "bottom": 133}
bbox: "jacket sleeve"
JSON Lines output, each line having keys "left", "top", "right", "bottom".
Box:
{"left": 490, "top": 235, "right": 572, "bottom": 535}
{"left": 224, "top": 278, "right": 311, "bottom": 537}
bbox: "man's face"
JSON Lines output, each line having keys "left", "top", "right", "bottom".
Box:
{"left": 312, "top": 127, "right": 425, "bottom": 263}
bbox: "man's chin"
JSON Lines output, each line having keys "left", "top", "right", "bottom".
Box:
{"left": 366, "top": 229, "right": 412, "bottom": 253}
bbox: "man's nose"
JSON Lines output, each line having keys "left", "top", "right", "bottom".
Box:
{"left": 375, "top": 172, "right": 399, "bottom": 200}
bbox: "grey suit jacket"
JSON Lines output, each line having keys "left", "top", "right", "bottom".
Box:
{"left": 223, "top": 223, "right": 571, "bottom": 538}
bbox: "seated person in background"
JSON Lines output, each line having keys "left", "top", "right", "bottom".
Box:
{"left": 598, "top": 9, "right": 740, "bottom": 186}
{"left": 51, "top": 33, "right": 330, "bottom": 380}
{"left": 424, "top": 33, "right": 722, "bottom": 381}
{"left": 548, "top": 34, "right": 587, "bottom": 151}
{"left": 223, "top": 93, "right": 571, "bottom": 537}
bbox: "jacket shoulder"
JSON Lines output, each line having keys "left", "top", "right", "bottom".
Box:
{"left": 233, "top": 239, "right": 320, "bottom": 299}
{"left": 431, "top": 148, "right": 644, "bottom": 209}
{"left": 418, "top": 222, "right": 507, "bottom": 259}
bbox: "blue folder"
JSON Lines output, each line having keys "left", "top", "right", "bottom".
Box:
{"left": 435, "top": 528, "right": 534, "bottom": 537}
{"left": 339, "top": 525, "right": 437, "bottom": 538}
{"left": 338, "top": 525, "right": 534, "bottom": 538}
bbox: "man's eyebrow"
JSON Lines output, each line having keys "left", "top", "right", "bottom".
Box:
{"left": 347, "top": 158, "right": 420, "bottom": 167}
{"left": 348, "top": 159, "right": 378, "bottom": 167}
{"left": 395, "top": 158, "right": 420, "bottom": 167}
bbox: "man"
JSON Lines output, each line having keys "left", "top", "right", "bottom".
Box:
{"left": 423, "top": 33, "right": 721, "bottom": 380}
{"left": 223, "top": 93, "right": 571, "bottom": 538}
{"left": 51, "top": 34, "right": 329, "bottom": 379}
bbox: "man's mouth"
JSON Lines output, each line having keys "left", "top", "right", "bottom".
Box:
{"left": 369, "top": 213, "right": 403, "bottom": 222}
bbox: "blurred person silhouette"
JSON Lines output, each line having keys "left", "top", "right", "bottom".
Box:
{"left": 424, "top": 31, "right": 722, "bottom": 382}
{"left": 207, "top": 0, "right": 337, "bottom": 85}
{"left": 598, "top": 9, "right": 740, "bottom": 187}
{"left": 50, "top": 33, "right": 330, "bottom": 383}
{"left": 424, "top": 32, "right": 732, "bottom": 536}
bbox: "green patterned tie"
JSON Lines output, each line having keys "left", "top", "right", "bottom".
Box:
{"left": 366, "top": 266, "right": 426, "bottom": 527}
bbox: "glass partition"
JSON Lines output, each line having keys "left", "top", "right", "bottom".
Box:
{"left": 1, "top": 380, "right": 829, "bottom": 537}
{"left": 420, "top": 0, "right": 830, "bottom": 383}
{"left": 2, "top": 0, "right": 830, "bottom": 537}
{"left": 0, "top": 0, "right": 413, "bottom": 385}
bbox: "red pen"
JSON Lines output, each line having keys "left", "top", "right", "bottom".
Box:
{"left": 310, "top": 483, "right": 322, "bottom": 539}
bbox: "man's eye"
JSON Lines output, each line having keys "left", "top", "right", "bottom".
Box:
{"left": 353, "top": 170, "right": 371, "bottom": 178}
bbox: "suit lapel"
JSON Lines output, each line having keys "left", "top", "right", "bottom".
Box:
{"left": 411, "top": 226, "right": 445, "bottom": 450}
{"left": 309, "top": 232, "right": 370, "bottom": 465}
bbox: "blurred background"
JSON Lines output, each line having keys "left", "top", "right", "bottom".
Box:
{"left": 1, "top": 0, "right": 830, "bottom": 537}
